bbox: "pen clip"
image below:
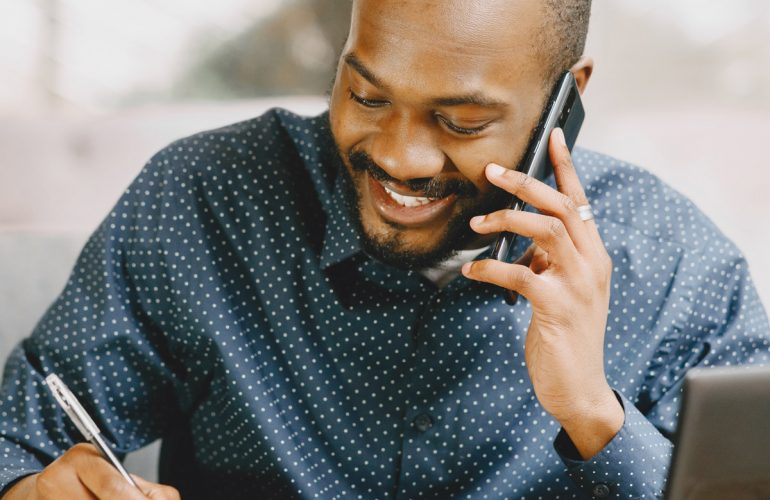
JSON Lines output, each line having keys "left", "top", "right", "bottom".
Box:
{"left": 45, "top": 374, "right": 101, "bottom": 441}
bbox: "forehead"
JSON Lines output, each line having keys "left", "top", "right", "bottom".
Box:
{"left": 348, "top": 0, "right": 544, "bottom": 87}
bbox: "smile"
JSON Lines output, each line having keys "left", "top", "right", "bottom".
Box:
{"left": 382, "top": 185, "right": 436, "bottom": 207}
{"left": 367, "top": 175, "right": 457, "bottom": 228}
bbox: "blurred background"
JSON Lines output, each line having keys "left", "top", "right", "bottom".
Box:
{"left": 1, "top": 0, "right": 769, "bottom": 480}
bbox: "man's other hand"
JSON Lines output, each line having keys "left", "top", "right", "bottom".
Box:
{"left": 2, "top": 443, "right": 180, "bottom": 499}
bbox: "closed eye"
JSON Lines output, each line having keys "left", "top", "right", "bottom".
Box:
{"left": 348, "top": 88, "right": 389, "bottom": 108}
{"left": 436, "top": 114, "right": 491, "bottom": 136}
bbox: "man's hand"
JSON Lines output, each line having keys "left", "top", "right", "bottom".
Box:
{"left": 3, "top": 443, "right": 180, "bottom": 500}
{"left": 462, "top": 128, "right": 624, "bottom": 460}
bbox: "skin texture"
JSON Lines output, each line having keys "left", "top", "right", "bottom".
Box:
{"left": 330, "top": 0, "right": 623, "bottom": 459}
{"left": 3, "top": 444, "right": 180, "bottom": 499}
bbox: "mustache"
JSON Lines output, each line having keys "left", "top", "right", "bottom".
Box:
{"left": 348, "top": 151, "right": 478, "bottom": 199}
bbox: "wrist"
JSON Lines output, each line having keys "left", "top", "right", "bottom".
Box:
{"left": 558, "top": 388, "right": 625, "bottom": 460}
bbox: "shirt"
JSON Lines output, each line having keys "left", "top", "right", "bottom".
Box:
{"left": 0, "top": 109, "right": 768, "bottom": 499}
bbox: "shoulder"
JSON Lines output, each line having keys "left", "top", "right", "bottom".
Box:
{"left": 573, "top": 147, "right": 741, "bottom": 258}
{"left": 143, "top": 108, "right": 332, "bottom": 180}
{"left": 119, "top": 108, "right": 335, "bottom": 209}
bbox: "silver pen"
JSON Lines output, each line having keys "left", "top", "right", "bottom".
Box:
{"left": 45, "top": 374, "right": 140, "bottom": 490}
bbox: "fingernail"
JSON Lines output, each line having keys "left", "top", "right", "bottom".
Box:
{"left": 486, "top": 163, "right": 506, "bottom": 178}
{"left": 461, "top": 262, "right": 473, "bottom": 275}
{"left": 469, "top": 215, "right": 485, "bottom": 226}
{"left": 554, "top": 127, "right": 566, "bottom": 146}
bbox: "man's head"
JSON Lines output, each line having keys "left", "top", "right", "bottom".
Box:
{"left": 328, "top": 0, "right": 593, "bottom": 270}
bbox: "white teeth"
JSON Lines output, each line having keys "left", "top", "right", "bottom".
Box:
{"left": 383, "top": 185, "right": 435, "bottom": 207}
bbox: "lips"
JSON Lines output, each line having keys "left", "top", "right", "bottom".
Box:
{"left": 367, "top": 174, "right": 457, "bottom": 227}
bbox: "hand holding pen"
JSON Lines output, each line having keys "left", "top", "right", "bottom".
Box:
{"left": 1, "top": 375, "right": 179, "bottom": 500}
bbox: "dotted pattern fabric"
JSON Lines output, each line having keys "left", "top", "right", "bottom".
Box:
{"left": 0, "top": 109, "right": 768, "bottom": 499}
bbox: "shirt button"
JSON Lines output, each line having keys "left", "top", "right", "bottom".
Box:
{"left": 592, "top": 483, "right": 610, "bottom": 498}
{"left": 413, "top": 413, "right": 433, "bottom": 432}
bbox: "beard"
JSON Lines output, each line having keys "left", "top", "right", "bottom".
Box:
{"left": 331, "top": 141, "right": 512, "bottom": 271}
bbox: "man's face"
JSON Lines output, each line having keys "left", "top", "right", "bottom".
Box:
{"left": 329, "top": 0, "right": 552, "bottom": 270}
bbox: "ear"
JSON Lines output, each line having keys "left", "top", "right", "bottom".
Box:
{"left": 569, "top": 56, "right": 594, "bottom": 95}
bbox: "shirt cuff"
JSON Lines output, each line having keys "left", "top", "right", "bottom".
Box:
{"left": 553, "top": 391, "right": 673, "bottom": 499}
{"left": 0, "top": 470, "right": 40, "bottom": 497}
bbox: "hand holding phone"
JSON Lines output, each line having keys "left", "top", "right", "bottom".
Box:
{"left": 491, "top": 71, "right": 585, "bottom": 303}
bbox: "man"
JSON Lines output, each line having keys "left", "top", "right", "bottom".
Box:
{"left": 1, "top": 0, "right": 768, "bottom": 498}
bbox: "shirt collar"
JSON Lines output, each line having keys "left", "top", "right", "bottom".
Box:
{"left": 319, "top": 165, "right": 364, "bottom": 270}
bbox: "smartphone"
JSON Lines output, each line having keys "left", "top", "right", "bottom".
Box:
{"left": 491, "top": 71, "right": 585, "bottom": 264}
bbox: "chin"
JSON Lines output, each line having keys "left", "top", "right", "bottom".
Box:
{"left": 354, "top": 205, "right": 470, "bottom": 271}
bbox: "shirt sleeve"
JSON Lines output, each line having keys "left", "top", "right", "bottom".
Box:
{"left": 0, "top": 153, "right": 189, "bottom": 494}
{"left": 553, "top": 391, "right": 672, "bottom": 499}
{"left": 553, "top": 249, "right": 770, "bottom": 499}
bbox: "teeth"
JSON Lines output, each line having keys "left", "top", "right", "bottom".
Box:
{"left": 383, "top": 185, "right": 436, "bottom": 207}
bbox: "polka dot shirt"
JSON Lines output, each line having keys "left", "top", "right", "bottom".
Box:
{"left": 1, "top": 109, "right": 768, "bottom": 499}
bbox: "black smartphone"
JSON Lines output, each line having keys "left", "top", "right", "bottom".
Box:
{"left": 491, "top": 71, "right": 585, "bottom": 265}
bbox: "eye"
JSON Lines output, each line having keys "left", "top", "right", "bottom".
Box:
{"left": 436, "top": 114, "right": 491, "bottom": 136}
{"left": 348, "top": 88, "right": 389, "bottom": 108}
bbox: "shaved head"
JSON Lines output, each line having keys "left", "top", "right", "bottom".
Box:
{"left": 349, "top": 0, "right": 593, "bottom": 88}
{"left": 538, "top": 0, "right": 593, "bottom": 83}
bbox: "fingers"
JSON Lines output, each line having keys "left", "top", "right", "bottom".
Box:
{"left": 69, "top": 445, "right": 147, "bottom": 500}
{"left": 471, "top": 209, "right": 578, "bottom": 267}
{"left": 462, "top": 259, "right": 548, "bottom": 303}
{"left": 548, "top": 128, "right": 602, "bottom": 246}
{"left": 32, "top": 444, "right": 102, "bottom": 499}
{"left": 484, "top": 128, "right": 596, "bottom": 255}
{"left": 20, "top": 443, "right": 179, "bottom": 500}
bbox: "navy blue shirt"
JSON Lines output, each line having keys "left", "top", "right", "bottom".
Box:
{"left": 1, "top": 109, "right": 768, "bottom": 499}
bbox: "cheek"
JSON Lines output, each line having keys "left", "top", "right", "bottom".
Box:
{"left": 443, "top": 136, "right": 515, "bottom": 190}
{"left": 329, "top": 94, "right": 369, "bottom": 156}
{"left": 444, "top": 118, "right": 536, "bottom": 193}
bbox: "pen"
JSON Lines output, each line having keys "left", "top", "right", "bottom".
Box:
{"left": 45, "top": 373, "right": 141, "bottom": 490}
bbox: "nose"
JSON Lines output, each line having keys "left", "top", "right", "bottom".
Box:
{"left": 368, "top": 111, "right": 445, "bottom": 182}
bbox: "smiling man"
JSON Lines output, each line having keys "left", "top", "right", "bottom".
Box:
{"left": 1, "top": 1, "right": 769, "bottom": 499}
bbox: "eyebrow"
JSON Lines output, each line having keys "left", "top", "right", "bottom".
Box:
{"left": 343, "top": 52, "right": 508, "bottom": 109}
{"left": 430, "top": 94, "right": 508, "bottom": 108}
{"left": 344, "top": 53, "right": 387, "bottom": 90}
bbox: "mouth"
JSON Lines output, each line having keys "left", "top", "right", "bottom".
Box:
{"left": 367, "top": 174, "right": 458, "bottom": 228}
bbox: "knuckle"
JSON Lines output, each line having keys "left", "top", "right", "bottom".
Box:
{"left": 507, "top": 267, "right": 532, "bottom": 289}
{"left": 546, "top": 217, "right": 566, "bottom": 239}
{"left": 101, "top": 476, "right": 131, "bottom": 498}
{"left": 36, "top": 469, "right": 58, "bottom": 496}
{"left": 501, "top": 209, "right": 519, "bottom": 228}
{"left": 560, "top": 194, "right": 577, "bottom": 213}
{"left": 70, "top": 442, "right": 97, "bottom": 457}
{"left": 512, "top": 171, "right": 532, "bottom": 192}
{"left": 471, "top": 259, "right": 490, "bottom": 275}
